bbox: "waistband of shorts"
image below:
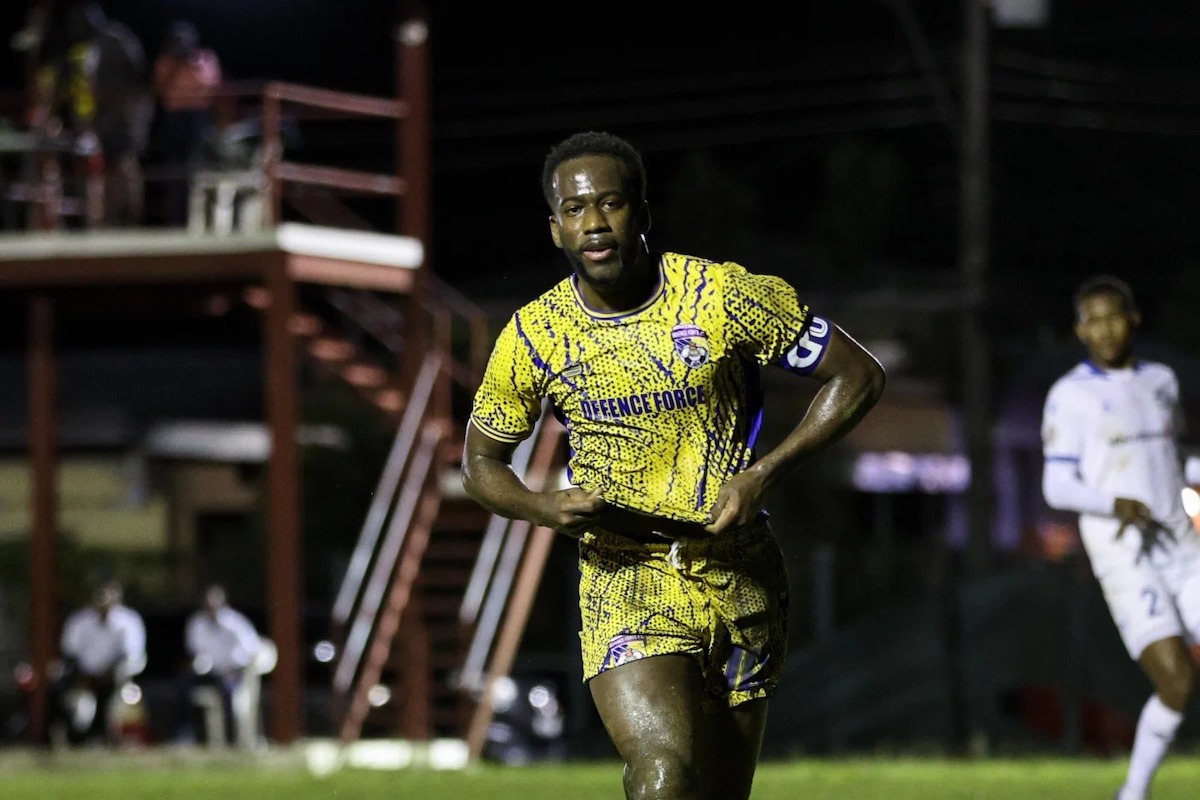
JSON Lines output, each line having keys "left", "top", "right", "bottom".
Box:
{"left": 587, "top": 507, "right": 771, "bottom": 548}
{"left": 594, "top": 504, "right": 713, "bottom": 541}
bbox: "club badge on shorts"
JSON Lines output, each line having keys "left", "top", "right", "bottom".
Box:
{"left": 602, "top": 632, "right": 649, "bottom": 670}
{"left": 671, "top": 324, "right": 710, "bottom": 368}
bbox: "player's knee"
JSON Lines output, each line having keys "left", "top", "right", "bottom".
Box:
{"left": 1149, "top": 646, "right": 1197, "bottom": 711}
{"left": 622, "top": 754, "right": 703, "bottom": 800}
{"left": 1159, "top": 666, "right": 1195, "bottom": 712}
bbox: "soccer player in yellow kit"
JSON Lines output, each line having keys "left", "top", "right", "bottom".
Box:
{"left": 463, "top": 131, "right": 885, "bottom": 800}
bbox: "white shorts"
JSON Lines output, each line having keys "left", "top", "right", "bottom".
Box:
{"left": 1098, "top": 557, "right": 1200, "bottom": 660}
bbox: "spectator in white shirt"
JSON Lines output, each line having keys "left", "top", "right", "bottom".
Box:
{"left": 50, "top": 579, "right": 147, "bottom": 745}
{"left": 179, "top": 584, "right": 263, "bottom": 745}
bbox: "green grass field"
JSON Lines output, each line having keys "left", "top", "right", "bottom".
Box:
{"left": 3, "top": 752, "right": 1200, "bottom": 799}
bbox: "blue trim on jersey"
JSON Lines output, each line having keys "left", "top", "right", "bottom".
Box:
{"left": 1081, "top": 358, "right": 1145, "bottom": 376}
{"left": 513, "top": 313, "right": 551, "bottom": 374}
{"left": 1044, "top": 455, "right": 1080, "bottom": 464}
{"left": 745, "top": 359, "right": 765, "bottom": 452}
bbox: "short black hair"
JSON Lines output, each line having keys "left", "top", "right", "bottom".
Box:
{"left": 541, "top": 130, "right": 646, "bottom": 210}
{"left": 1073, "top": 274, "right": 1137, "bottom": 317}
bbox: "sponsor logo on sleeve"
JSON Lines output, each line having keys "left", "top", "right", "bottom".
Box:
{"left": 782, "top": 315, "right": 831, "bottom": 375}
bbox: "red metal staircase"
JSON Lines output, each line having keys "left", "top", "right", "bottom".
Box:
{"left": 222, "top": 23, "right": 534, "bottom": 747}
{"left": 247, "top": 81, "right": 568, "bottom": 748}
{"left": 314, "top": 289, "right": 568, "bottom": 748}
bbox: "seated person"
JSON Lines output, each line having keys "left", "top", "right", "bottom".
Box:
{"left": 49, "top": 579, "right": 147, "bottom": 746}
{"left": 179, "top": 584, "right": 269, "bottom": 746}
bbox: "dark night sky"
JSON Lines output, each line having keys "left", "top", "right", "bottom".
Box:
{"left": 4, "top": 1, "right": 1200, "bottom": 340}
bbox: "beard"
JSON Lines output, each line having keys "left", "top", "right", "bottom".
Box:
{"left": 564, "top": 248, "right": 628, "bottom": 290}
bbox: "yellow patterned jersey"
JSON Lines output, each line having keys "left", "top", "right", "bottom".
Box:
{"left": 470, "top": 252, "right": 831, "bottom": 524}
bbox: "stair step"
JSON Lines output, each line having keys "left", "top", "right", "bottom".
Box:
{"left": 308, "top": 336, "right": 356, "bottom": 362}
{"left": 342, "top": 362, "right": 390, "bottom": 388}
{"left": 418, "top": 566, "right": 473, "bottom": 588}
{"left": 427, "top": 532, "right": 482, "bottom": 551}
{"left": 432, "top": 504, "right": 490, "bottom": 531}
{"left": 373, "top": 387, "right": 406, "bottom": 413}
{"left": 243, "top": 286, "right": 270, "bottom": 309}
{"left": 419, "top": 594, "right": 464, "bottom": 615}
{"left": 426, "top": 551, "right": 482, "bottom": 568}
{"left": 289, "top": 313, "right": 324, "bottom": 337}
{"left": 426, "top": 625, "right": 464, "bottom": 645}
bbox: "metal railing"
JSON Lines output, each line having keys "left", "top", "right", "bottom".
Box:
{"left": 455, "top": 410, "right": 566, "bottom": 761}
{"left": 331, "top": 350, "right": 443, "bottom": 685}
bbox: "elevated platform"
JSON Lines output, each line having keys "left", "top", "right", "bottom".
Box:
{"left": 0, "top": 223, "right": 423, "bottom": 291}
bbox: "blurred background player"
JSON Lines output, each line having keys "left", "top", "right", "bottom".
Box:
{"left": 50, "top": 579, "right": 147, "bottom": 746}
{"left": 1041, "top": 274, "right": 1200, "bottom": 800}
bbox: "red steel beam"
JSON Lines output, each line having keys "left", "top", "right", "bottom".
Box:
{"left": 262, "top": 254, "right": 304, "bottom": 743}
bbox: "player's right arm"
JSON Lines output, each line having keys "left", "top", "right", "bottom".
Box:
{"left": 462, "top": 423, "right": 605, "bottom": 537}
{"left": 462, "top": 313, "right": 606, "bottom": 536}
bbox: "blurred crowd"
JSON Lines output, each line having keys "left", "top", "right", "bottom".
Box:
{"left": 7, "top": 0, "right": 227, "bottom": 229}
{"left": 42, "top": 578, "right": 274, "bottom": 750}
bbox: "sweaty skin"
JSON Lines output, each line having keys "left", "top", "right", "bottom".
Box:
{"left": 463, "top": 148, "right": 885, "bottom": 800}
{"left": 589, "top": 655, "right": 768, "bottom": 799}
{"left": 549, "top": 155, "right": 656, "bottom": 313}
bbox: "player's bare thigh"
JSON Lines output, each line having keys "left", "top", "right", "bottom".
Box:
{"left": 589, "top": 653, "right": 768, "bottom": 800}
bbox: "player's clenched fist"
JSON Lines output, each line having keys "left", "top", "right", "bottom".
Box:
{"left": 705, "top": 470, "right": 770, "bottom": 534}
{"left": 539, "top": 488, "right": 606, "bottom": 537}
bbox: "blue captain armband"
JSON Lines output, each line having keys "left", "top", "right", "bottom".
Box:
{"left": 779, "top": 315, "right": 832, "bottom": 376}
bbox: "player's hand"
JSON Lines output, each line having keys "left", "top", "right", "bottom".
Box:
{"left": 1133, "top": 519, "right": 1176, "bottom": 564}
{"left": 540, "top": 488, "right": 606, "bottom": 538}
{"left": 1113, "top": 497, "right": 1153, "bottom": 540}
{"left": 1114, "top": 497, "right": 1176, "bottom": 563}
{"left": 704, "top": 470, "right": 769, "bottom": 535}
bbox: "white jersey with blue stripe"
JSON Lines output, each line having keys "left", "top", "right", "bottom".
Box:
{"left": 1042, "top": 359, "right": 1198, "bottom": 574}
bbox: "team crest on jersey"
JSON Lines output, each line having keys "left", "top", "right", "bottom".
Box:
{"left": 602, "top": 632, "right": 649, "bottom": 670}
{"left": 671, "top": 324, "right": 710, "bottom": 368}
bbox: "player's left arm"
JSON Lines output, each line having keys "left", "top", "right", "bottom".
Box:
{"left": 706, "top": 322, "right": 885, "bottom": 533}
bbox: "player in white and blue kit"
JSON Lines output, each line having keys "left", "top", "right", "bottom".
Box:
{"left": 1041, "top": 274, "right": 1200, "bottom": 800}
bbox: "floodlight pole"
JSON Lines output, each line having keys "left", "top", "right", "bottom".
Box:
{"left": 960, "top": 0, "right": 993, "bottom": 579}
{"left": 886, "top": 0, "right": 993, "bottom": 575}
{"left": 883, "top": 0, "right": 996, "bottom": 759}
{"left": 958, "top": 0, "right": 994, "bottom": 757}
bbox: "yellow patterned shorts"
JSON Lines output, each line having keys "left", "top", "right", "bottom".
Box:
{"left": 577, "top": 519, "right": 789, "bottom": 710}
